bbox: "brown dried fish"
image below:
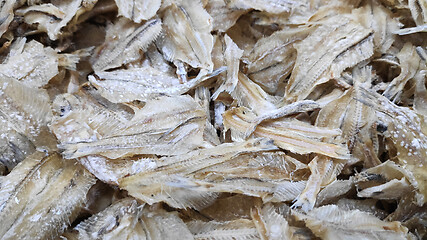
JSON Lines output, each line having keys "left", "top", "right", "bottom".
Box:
{"left": 0, "top": 152, "right": 95, "bottom": 239}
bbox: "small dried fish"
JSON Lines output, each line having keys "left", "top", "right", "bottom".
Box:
{"left": 15, "top": 0, "right": 98, "bottom": 40}
{"left": 75, "top": 198, "right": 144, "bottom": 239}
{"left": 245, "top": 27, "right": 311, "bottom": 94}
{"left": 92, "top": 18, "right": 162, "bottom": 71}
{"left": 228, "top": 0, "right": 306, "bottom": 14}
{"left": 115, "top": 0, "right": 161, "bottom": 23}
{"left": 54, "top": 94, "right": 208, "bottom": 159}
{"left": 223, "top": 107, "right": 349, "bottom": 159}
{"left": 0, "top": 77, "right": 55, "bottom": 169}
{"left": 0, "top": 39, "right": 58, "bottom": 88}
{"left": 205, "top": 0, "right": 248, "bottom": 32}
{"left": 292, "top": 156, "right": 345, "bottom": 212}
{"left": 355, "top": 161, "right": 417, "bottom": 200}
{"left": 187, "top": 219, "right": 260, "bottom": 240}
{"left": 0, "top": 152, "right": 95, "bottom": 239}
{"left": 89, "top": 66, "right": 225, "bottom": 103}
{"left": 285, "top": 15, "right": 374, "bottom": 102}
{"left": 119, "top": 138, "right": 278, "bottom": 207}
{"left": 158, "top": 0, "right": 214, "bottom": 71}
{"left": 383, "top": 43, "right": 424, "bottom": 102}
{"left": 358, "top": 88, "right": 427, "bottom": 204}
{"left": 251, "top": 204, "right": 294, "bottom": 240}
{"left": 76, "top": 199, "right": 194, "bottom": 239}
{"left": 293, "top": 205, "right": 411, "bottom": 240}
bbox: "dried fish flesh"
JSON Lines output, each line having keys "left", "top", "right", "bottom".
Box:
{"left": 0, "top": 152, "right": 95, "bottom": 239}
{"left": 0, "top": 0, "right": 426, "bottom": 238}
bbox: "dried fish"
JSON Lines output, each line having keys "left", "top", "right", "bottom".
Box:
{"left": 16, "top": 0, "right": 98, "bottom": 40}
{"left": 0, "top": 39, "right": 58, "bottom": 88}
{"left": 251, "top": 204, "right": 294, "bottom": 240}
{"left": 187, "top": 219, "right": 260, "bottom": 240}
{"left": 223, "top": 107, "right": 349, "bottom": 159}
{"left": 0, "top": 0, "right": 425, "bottom": 238}
{"left": 92, "top": 18, "right": 162, "bottom": 71}
{"left": 54, "top": 94, "right": 208, "bottom": 159}
{"left": 0, "top": 152, "right": 95, "bottom": 239}
{"left": 206, "top": 0, "right": 248, "bottom": 32}
{"left": 292, "top": 157, "right": 345, "bottom": 212}
{"left": 0, "top": 77, "right": 55, "bottom": 169}
{"left": 76, "top": 199, "right": 194, "bottom": 239}
{"left": 245, "top": 27, "right": 310, "bottom": 94}
{"left": 89, "top": 66, "right": 225, "bottom": 103}
{"left": 293, "top": 205, "right": 411, "bottom": 240}
{"left": 75, "top": 198, "right": 144, "bottom": 239}
{"left": 285, "top": 15, "right": 374, "bottom": 102}
{"left": 158, "top": 0, "right": 214, "bottom": 72}
{"left": 228, "top": 0, "right": 306, "bottom": 14}
{"left": 115, "top": 0, "right": 161, "bottom": 23}
{"left": 358, "top": 88, "right": 427, "bottom": 204}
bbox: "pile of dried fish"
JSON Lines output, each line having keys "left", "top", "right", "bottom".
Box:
{"left": 0, "top": 0, "right": 426, "bottom": 239}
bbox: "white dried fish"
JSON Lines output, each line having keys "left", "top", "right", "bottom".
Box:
{"left": 0, "top": 0, "right": 17, "bottom": 38}
{"left": 355, "top": 161, "right": 417, "bottom": 200}
{"left": 15, "top": 0, "right": 98, "bottom": 40}
{"left": 115, "top": 0, "right": 161, "bottom": 23}
{"left": 383, "top": 43, "right": 424, "bottom": 102}
{"left": 206, "top": 0, "right": 248, "bottom": 32}
{"left": 316, "top": 66, "right": 379, "bottom": 167}
{"left": 0, "top": 77, "right": 55, "bottom": 169}
{"left": 89, "top": 66, "right": 225, "bottom": 103}
{"left": 245, "top": 27, "right": 310, "bottom": 94}
{"left": 76, "top": 199, "right": 194, "bottom": 239}
{"left": 54, "top": 94, "right": 208, "bottom": 159}
{"left": 293, "top": 205, "right": 411, "bottom": 240}
{"left": 187, "top": 219, "right": 260, "bottom": 240}
{"left": 119, "top": 139, "right": 279, "bottom": 207}
{"left": 75, "top": 198, "right": 144, "bottom": 240}
{"left": 0, "top": 39, "right": 58, "bottom": 88}
{"left": 0, "top": 152, "right": 95, "bottom": 240}
{"left": 292, "top": 157, "right": 345, "bottom": 212}
{"left": 358, "top": 88, "right": 427, "bottom": 204}
{"left": 223, "top": 107, "right": 349, "bottom": 159}
{"left": 228, "top": 0, "right": 306, "bottom": 14}
{"left": 92, "top": 18, "right": 162, "bottom": 71}
{"left": 285, "top": 15, "right": 374, "bottom": 102}
{"left": 251, "top": 204, "right": 295, "bottom": 240}
{"left": 158, "top": 0, "right": 214, "bottom": 71}
{"left": 212, "top": 34, "right": 243, "bottom": 100}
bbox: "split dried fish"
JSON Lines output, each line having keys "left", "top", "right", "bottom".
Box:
{"left": 115, "top": 0, "right": 161, "bottom": 23}
{"left": 0, "top": 0, "right": 425, "bottom": 238}
{"left": 16, "top": 0, "right": 98, "bottom": 40}
{"left": 0, "top": 152, "right": 95, "bottom": 239}
{"left": 0, "top": 77, "right": 55, "bottom": 169}
{"left": 53, "top": 94, "right": 208, "bottom": 159}
{"left": 92, "top": 18, "right": 162, "bottom": 71}
{"left": 285, "top": 15, "right": 374, "bottom": 102}
{"left": 293, "top": 205, "right": 411, "bottom": 240}
{"left": 158, "top": 0, "right": 214, "bottom": 72}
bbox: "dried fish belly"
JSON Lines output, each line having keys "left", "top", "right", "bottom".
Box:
{"left": 0, "top": 0, "right": 426, "bottom": 239}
